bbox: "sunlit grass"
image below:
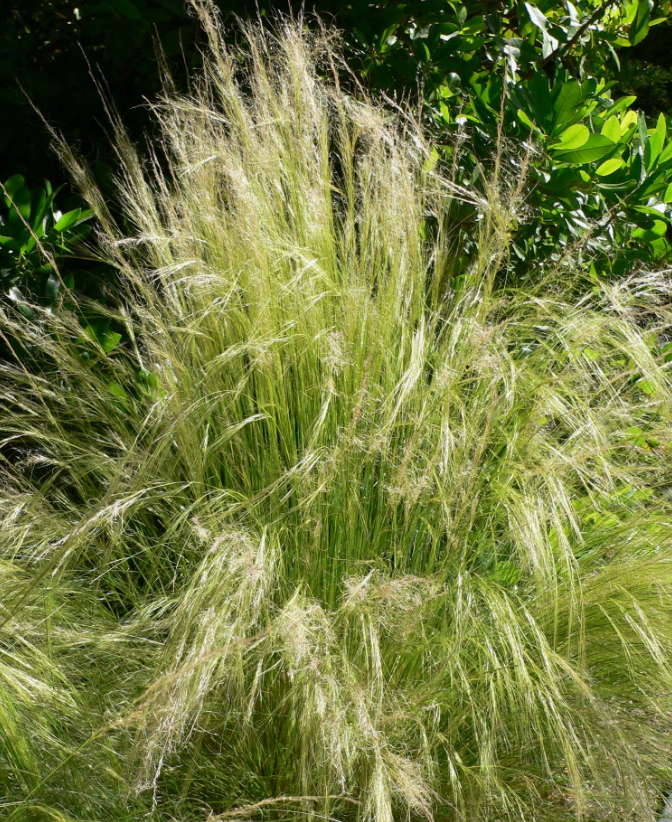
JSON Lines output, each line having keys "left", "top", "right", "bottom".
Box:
{"left": 2, "top": 3, "right": 672, "bottom": 820}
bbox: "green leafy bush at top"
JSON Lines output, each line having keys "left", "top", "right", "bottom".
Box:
{"left": 0, "top": 174, "right": 93, "bottom": 313}
{"left": 4, "top": 4, "right": 672, "bottom": 821}
{"left": 0, "top": 174, "right": 130, "bottom": 364}
{"left": 326, "top": 0, "right": 672, "bottom": 278}
{"left": 5, "top": 1, "right": 672, "bottom": 295}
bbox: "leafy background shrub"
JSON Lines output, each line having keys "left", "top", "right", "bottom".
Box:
{"left": 0, "top": 175, "right": 93, "bottom": 309}
{"left": 3, "top": 0, "right": 672, "bottom": 306}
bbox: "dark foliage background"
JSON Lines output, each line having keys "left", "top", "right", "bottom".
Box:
{"left": 3, "top": 0, "right": 672, "bottom": 325}
{"left": 4, "top": 0, "right": 672, "bottom": 184}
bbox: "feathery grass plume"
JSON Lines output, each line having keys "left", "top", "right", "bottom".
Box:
{"left": 2, "top": 2, "right": 672, "bottom": 820}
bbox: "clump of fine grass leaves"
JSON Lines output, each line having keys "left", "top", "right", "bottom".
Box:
{"left": 3, "top": 4, "right": 672, "bottom": 821}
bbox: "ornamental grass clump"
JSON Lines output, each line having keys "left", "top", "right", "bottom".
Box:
{"left": 3, "top": 4, "right": 672, "bottom": 820}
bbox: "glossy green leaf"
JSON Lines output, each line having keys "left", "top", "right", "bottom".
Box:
{"left": 659, "top": 138, "right": 672, "bottom": 165}
{"left": 54, "top": 209, "right": 82, "bottom": 232}
{"left": 516, "top": 108, "right": 542, "bottom": 134}
{"left": 3, "top": 174, "right": 25, "bottom": 208}
{"left": 607, "top": 96, "right": 637, "bottom": 116}
{"left": 101, "top": 331, "right": 122, "bottom": 353}
{"left": 7, "top": 186, "right": 31, "bottom": 234}
{"left": 525, "top": 3, "right": 549, "bottom": 31}
{"left": 552, "top": 133, "right": 615, "bottom": 164}
{"left": 633, "top": 219, "right": 667, "bottom": 240}
{"left": 600, "top": 116, "right": 621, "bottom": 143}
{"left": 552, "top": 123, "right": 590, "bottom": 150}
{"left": 648, "top": 236, "right": 672, "bottom": 258}
{"left": 30, "top": 186, "right": 53, "bottom": 238}
{"left": 526, "top": 72, "right": 553, "bottom": 127}
{"left": 633, "top": 205, "right": 671, "bottom": 220}
{"left": 645, "top": 113, "right": 666, "bottom": 170}
{"left": 551, "top": 81, "right": 582, "bottom": 132}
{"left": 620, "top": 110, "right": 639, "bottom": 134}
{"left": 596, "top": 157, "right": 624, "bottom": 176}
{"left": 629, "top": 0, "right": 650, "bottom": 45}
{"left": 638, "top": 110, "right": 649, "bottom": 152}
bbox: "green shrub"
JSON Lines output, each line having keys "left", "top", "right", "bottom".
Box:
{"left": 0, "top": 175, "right": 94, "bottom": 311}
{"left": 2, "top": 4, "right": 672, "bottom": 820}
{"left": 331, "top": 0, "right": 672, "bottom": 278}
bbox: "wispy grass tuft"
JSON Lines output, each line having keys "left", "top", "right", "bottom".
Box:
{"left": 2, "top": 3, "right": 672, "bottom": 820}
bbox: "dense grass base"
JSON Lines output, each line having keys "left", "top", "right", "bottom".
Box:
{"left": 3, "top": 4, "right": 672, "bottom": 820}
